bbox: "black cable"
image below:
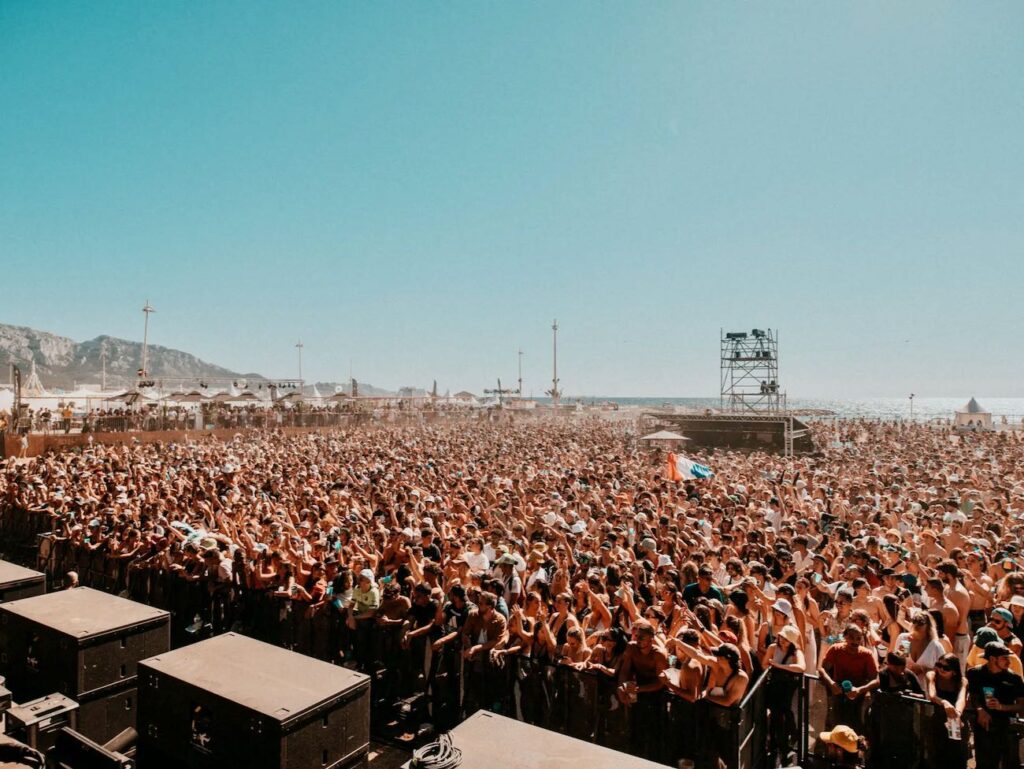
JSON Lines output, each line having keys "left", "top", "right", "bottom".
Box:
{"left": 410, "top": 732, "right": 462, "bottom": 769}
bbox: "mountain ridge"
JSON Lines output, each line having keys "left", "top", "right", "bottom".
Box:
{"left": 0, "top": 322, "right": 397, "bottom": 395}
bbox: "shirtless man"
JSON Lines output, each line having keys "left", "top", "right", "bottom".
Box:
{"left": 850, "top": 578, "right": 885, "bottom": 625}
{"left": 963, "top": 552, "right": 994, "bottom": 633}
{"left": 934, "top": 561, "right": 970, "bottom": 660}
{"left": 924, "top": 577, "right": 960, "bottom": 645}
{"left": 663, "top": 628, "right": 704, "bottom": 701}
{"left": 617, "top": 623, "right": 669, "bottom": 757}
{"left": 617, "top": 623, "right": 669, "bottom": 702}
{"left": 918, "top": 530, "right": 948, "bottom": 561}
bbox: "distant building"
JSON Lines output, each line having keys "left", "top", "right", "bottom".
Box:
{"left": 453, "top": 391, "right": 478, "bottom": 403}
{"left": 954, "top": 397, "right": 993, "bottom": 431}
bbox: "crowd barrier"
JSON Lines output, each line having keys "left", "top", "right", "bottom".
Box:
{"left": 17, "top": 530, "right": 776, "bottom": 767}
{"left": 13, "top": 523, "right": 999, "bottom": 768}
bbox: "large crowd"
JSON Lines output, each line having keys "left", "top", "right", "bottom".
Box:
{"left": 3, "top": 418, "right": 1024, "bottom": 768}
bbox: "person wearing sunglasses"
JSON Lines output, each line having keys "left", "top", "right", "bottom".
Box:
{"left": 987, "top": 608, "right": 1023, "bottom": 657}
{"left": 925, "top": 653, "right": 968, "bottom": 769}
{"left": 966, "top": 643, "right": 1024, "bottom": 769}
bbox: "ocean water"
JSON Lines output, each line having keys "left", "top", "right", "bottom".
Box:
{"left": 560, "top": 396, "right": 1024, "bottom": 422}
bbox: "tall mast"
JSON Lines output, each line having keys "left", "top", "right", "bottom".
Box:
{"left": 551, "top": 319, "right": 560, "bottom": 409}
{"left": 517, "top": 348, "right": 523, "bottom": 398}
{"left": 140, "top": 301, "right": 155, "bottom": 386}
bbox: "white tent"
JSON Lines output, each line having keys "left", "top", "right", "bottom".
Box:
{"left": 954, "top": 397, "right": 993, "bottom": 431}
{"left": 640, "top": 430, "right": 690, "bottom": 449}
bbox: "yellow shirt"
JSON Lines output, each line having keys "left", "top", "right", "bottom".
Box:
{"left": 966, "top": 645, "right": 1024, "bottom": 676}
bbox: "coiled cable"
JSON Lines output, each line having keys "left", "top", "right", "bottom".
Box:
{"left": 410, "top": 732, "right": 462, "bottom": 769}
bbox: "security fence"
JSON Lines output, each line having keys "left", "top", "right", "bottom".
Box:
{"left": 7, "top": 523, "right": 1011, "bottom": 768}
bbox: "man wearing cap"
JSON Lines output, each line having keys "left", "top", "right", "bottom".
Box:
{"left": 987, "top": 608, "right": 1024, "bottom": 657}
{"left": 968, "top": 628, "right": 1024, "bottom": 676}
{"left": 872, "top": 651, "right": 923, "bottom": 695}
{"left": 967, "top": 642, "right": 1024, "bottom": 769}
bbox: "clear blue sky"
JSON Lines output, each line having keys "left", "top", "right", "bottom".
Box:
{"left": 2, "top": 2, "right": 1022, "bottom": 397}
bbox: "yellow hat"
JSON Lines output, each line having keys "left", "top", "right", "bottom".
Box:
{"left": 820, "top": 724, "right": 859, "bottom": 753}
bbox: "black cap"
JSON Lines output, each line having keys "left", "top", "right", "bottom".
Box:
{"left": 985, "top": 642, "right": 1012, "bottom": 659}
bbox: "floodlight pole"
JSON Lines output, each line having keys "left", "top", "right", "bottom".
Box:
{"left": 140, "top": 301, "right": 155, "bottom": 386}
{"left": 550, "top": 320, "right": 560, "bottom": 409}
{"left": 518, "top": 348, "right": 524, "bottom": 398}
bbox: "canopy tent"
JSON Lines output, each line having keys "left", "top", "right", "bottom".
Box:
{"left": 162, "top": 391, "right": 209, "bottom": 403}
{"left": 954, "top": 397, "right": 993, "bottom": 431}
{"left": 104, "top": 391, "right": 154, "bottom": 406}
{"left": 211, "top": 390, "right": 265, "bottom": 405}
{"left": 640, "top": 430, "right": 690, "bottom": 450}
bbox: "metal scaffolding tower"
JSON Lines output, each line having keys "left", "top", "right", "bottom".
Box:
{"left": 720, "top": 328, "right": 786, "bottom": 413}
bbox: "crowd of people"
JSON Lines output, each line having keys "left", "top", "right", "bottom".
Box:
{"left": 3, "top": 417, "right": 1024, "bottom": 767}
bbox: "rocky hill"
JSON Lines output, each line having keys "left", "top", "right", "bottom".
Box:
{"left": 0, "top": 323, "right": 396, "bottom": 395}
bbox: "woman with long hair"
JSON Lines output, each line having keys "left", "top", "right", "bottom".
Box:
{"left": 878, "top": 594, "right": 904, "bottom": 656}
{"left": 793, "top": 576, "right": 821, "bottom": 671}
{"left": 897, "top": 612, "right": 946, "bottom": 690}
{"left": 762, "top": 625, "right": 806, "bottom": 765}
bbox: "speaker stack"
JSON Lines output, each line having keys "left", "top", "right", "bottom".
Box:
{"left": 137, "top": 632, "right": 371, "bottom": 769}
{"left": 0, "top": 587, "right": 170, "bottom": 748}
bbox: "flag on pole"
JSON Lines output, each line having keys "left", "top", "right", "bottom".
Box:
{"left": 667, "top": 452, "right": 714, "bottom": 481}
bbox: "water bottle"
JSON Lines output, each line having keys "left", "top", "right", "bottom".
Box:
{"left": 841, "top": 680, "right": 854, "bottom": 696}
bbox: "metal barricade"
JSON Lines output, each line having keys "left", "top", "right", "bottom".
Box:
{"left": 459, "top": 656, "right": 770, "bottom": 769}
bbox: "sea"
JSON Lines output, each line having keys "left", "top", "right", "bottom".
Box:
{"left": 558, "top": 397, "right": 1024, "bottom": 423}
